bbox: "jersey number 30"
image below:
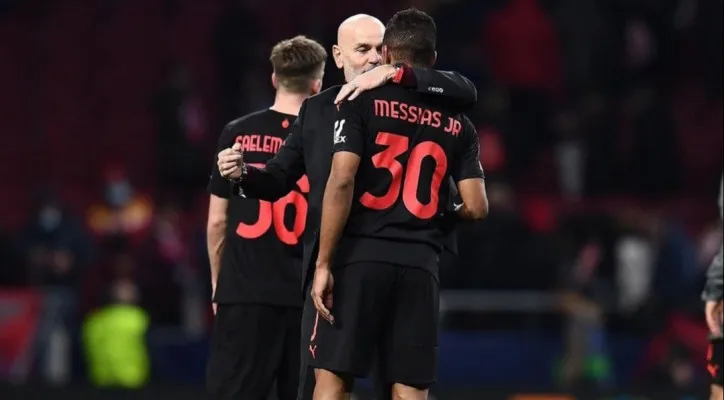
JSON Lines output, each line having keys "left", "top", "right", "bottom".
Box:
{"left": 236, "top": 163, "right": 309, "bottom": 245}
{"left": 360, "top": 131, "right": 447, "bottom": 220}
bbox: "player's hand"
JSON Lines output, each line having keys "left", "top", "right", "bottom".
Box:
{"left": 217, "top": 142, "right": 244, "bottom": 179}
{"left": 706, "top": 300, "right": 723, "bottom": 336}
{"left": 311, "top": 266, "right": 335, "bottom": 324}
{"left": 334, "top": 64, "right": 397, "bottom": 104}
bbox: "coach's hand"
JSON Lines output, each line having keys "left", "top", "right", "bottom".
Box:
{"left": 311, "top": 265, "right": 335, "bottom": 324}
{"left": 706, "top": 300, "right": 723, "bottom": 337}
{"left": 217, "top": 142, "right": 244, "bottom": 180}
{"left": 334, "top": 64, "right": 397, "bottom": 104}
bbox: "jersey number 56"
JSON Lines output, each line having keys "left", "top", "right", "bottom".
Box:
{"left": 236, "top": 163, "right": 309, "bottom": 245}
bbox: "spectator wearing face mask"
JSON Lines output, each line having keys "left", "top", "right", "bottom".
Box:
{"left": 86, "top": 166, "right": 154, "bottom": 247}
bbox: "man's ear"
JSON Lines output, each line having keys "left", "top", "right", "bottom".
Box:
{"left": 382, "top": 46, "right": 391, "bottom": 64}
{"left": 332, "top": 45, "right": 344, "bottom": 69}
{"left": 271, "top": 73, "right": 279, "bottom": 90}
{"left": 431, "top": 51, "right": 437, "bottom": 67}
{"left": 311, "top": 78, "right": 322, "bottom": 95}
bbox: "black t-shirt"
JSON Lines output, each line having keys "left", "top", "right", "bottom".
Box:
{"left": 332, "top": 86, "right": 484, "bottom": 274}
{"left": 208, "top": 109, "right": 306, "bottom": 307}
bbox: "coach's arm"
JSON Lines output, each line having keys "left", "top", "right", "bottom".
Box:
{"left": 335, "top": 66, "right": 477, "bottom": 109}
{"left": 406, "top": 67, "right": 477, "bottom": 108}
{"left": 223, "top": 103, "right": 308, "bottom": 201}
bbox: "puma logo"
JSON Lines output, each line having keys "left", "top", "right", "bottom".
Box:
{"left": 308, "top": 313, "right": 320, "bottom": 359}
{"left": 707, "top": 343, "right": 720, "bottom": 377}
{"left": 708, "top": 362, "right": 719, "bottom": 378}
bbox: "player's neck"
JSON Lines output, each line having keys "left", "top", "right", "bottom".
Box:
{"left": 270, "top": 92, "right": 307, "bottom": 116}
{"left": 389, "top": 58, "right": 429, "bottom": 69}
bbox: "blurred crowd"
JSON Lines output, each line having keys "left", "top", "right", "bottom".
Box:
{"left": 0, "top": 0, "right": 722, "bottom": 391}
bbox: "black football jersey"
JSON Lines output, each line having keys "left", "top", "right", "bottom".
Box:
{"left": 208, "top": 109, "right": 307, "bottom": 307}
{"left": 331, "top": 86, "right": 484, "bottom": 272}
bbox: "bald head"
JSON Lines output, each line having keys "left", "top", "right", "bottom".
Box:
{"left": 337, "top": 14, "right": 384, "bottom": 45}
{"left": 333, "top": 14, "right": 385, "bottom": 82}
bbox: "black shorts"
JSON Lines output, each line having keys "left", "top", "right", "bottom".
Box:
{"left": 307, "top": 262, "right": 439, "bottom": 388}
{"left": 297, "top": 288, "right": 394, "bottom": 400}
{"left": 298, "top": 291, "right": 317, "bottom": 400}
{"left": 207, "top": 303, "right": 302, "bottom": 400}
{"left": 708, "top": 336, "right": 723, "bottom": 386}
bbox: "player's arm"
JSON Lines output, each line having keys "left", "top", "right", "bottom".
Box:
{"left": 452, "top": 116, "right": 488, "bottom": 220}
{"left": 435, "top": 177, "right": 463, "bottom": 234}
{"left": 316, "top": 99, "right": 368, "bottom": 269}
{"left": 207, "top": 196, "right": 227, "bottom": 297}
{"left": 405, "top": 67, "right": 477, "bottom": 108}
{"left": 334, "top": 66, "right": 476, "bottom": 109}
{"left": 317, "top": 153, "right": 359, "bottom": 268}
{"left": 207, "top": 137, "right": 233, "bottom": 299}
{"left": 233, "top": 103, "right": 308, "bottom": 201}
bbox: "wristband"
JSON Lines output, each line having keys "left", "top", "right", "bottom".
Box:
{"left": 227, "top": 162, "right": 249, "bottom": 186}
{"left": 392, "top": 63, "right": 405, "bottom": 84}
{"left": 229, "top": 162, "right": 248, "bottom": 198}
{"left": 228, "top": 162, "right": 248, "bottom": 183}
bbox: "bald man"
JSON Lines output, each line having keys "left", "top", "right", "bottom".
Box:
{"left": 217, "top": 14, "right": 477, "bottom": 400}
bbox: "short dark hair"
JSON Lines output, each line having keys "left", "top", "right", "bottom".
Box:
{"left": 269, "top": 35, "right": 327, "bottom": 93}
{"left": 383, "top": 8, "right": 437, "bottom": 67}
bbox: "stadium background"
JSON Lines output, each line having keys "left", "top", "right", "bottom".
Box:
{"left": 0, "top": 0, "right": 721, "bottom": 398}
